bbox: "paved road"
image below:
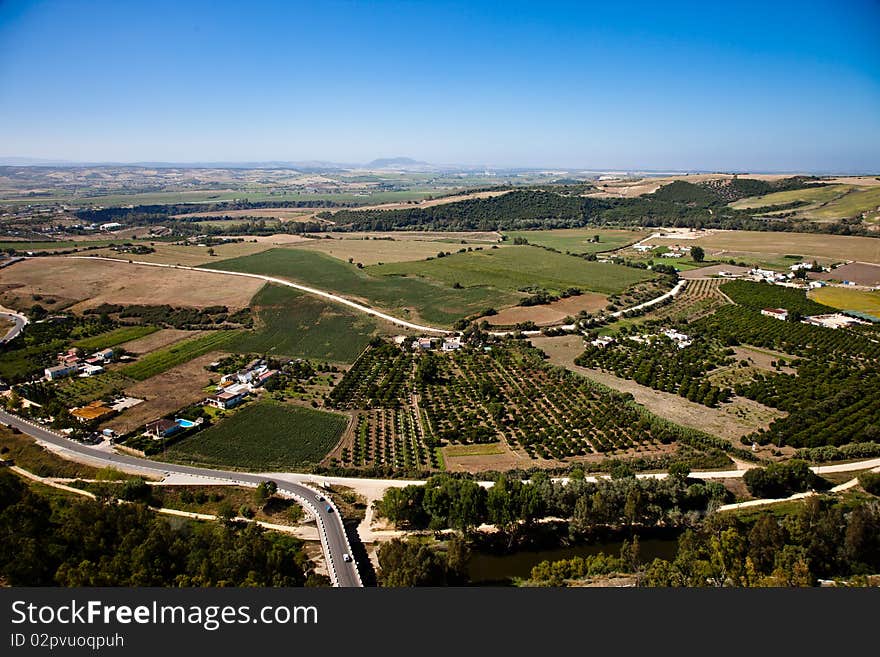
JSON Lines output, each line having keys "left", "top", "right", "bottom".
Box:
{"left": 71, "top": 256, "right": 453, "bottom": 335}
{"left": 0, "top": 310, "right": 28, "bottom": 344}
{"left": 0, "top": 409, "right": 362, "bottom": 587}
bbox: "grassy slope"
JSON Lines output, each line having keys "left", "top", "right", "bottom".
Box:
{"left": 804, "top": 186, "right": 880, "bottom": 220}
{"left": 164, "top": 401, "right": 347, "bottom": 470}
{"left": 369, "top": 245, "right": 653, "bottom": 295}
{"left": 502, "top": 228, "right": 642, "bottom": 254}
{"left": 731, "top": 184, "right": 880, "bottom": 222}
{"left": 0, "top": 427, "right": 102, "bottom": 478}
{"left": 205, "top": 248, "right": 513, "bottom": 327}
{"left": 730, "top": 184, "right": 852, "bottom": 210}
{"left": 228, "top": 284, "right": 380, "bottom": 363}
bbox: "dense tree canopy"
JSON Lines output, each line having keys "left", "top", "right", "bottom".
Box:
{"left": 0, "top": 471, "right": 323, "bottom": 587}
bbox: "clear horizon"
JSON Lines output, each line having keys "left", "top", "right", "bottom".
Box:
{"left": 1, "top": 0, "right": 878, "bottom": 172}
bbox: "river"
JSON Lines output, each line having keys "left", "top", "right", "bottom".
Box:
{"left": 467, "top": 537, "right": 678, "bottom": 584}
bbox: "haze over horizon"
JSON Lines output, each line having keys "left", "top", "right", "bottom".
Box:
{"left": 1, "top": 0, "right": 878, "bottom": 172}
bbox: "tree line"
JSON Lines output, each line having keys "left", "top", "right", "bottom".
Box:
{"left": 0, "top": 471, "right": 326, "bottom": 586}
{"left": 373, "top": 470, "right": 729, "bottom": 537}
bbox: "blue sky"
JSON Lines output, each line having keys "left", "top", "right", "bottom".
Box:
{"left": 0, "top": 0, "right": 878, "bottom": 171}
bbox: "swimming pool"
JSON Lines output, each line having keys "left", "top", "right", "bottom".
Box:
{"left": 175, "top": 419, "right": 196, "bottom": 428}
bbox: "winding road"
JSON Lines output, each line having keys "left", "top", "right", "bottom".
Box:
{"left": 0, "top": 308, "right": 28, "bottom": 344}
{"left": 69, "top": 256, "right": 453, "bottom": 335}
{"left": 0, "top": 408, "right": 362, "bottom": 588}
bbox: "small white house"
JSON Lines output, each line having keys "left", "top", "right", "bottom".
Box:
{"left": 441, "top": 337, "right": 462, "bottom": 352}
{"left": 79, "top": 363, "right": 104, "bottom": 377}
{"left": 761, "top": 308, "right": 789, "bottom": 321}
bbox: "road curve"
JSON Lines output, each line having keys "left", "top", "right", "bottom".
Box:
{"left": 0, "top": 309, "right": 28, "bottom": 344}
{"left": 68, "top": 256, "right": 452, "bottom": 335}
{"left": 0, "top": 409, "right": 362, "bottom": 588}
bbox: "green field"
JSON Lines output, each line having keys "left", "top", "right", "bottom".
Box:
{"left": 164, "top": 401, "right": 348, "bottom": 470}
{"left": 502, "top": 228, "right": 642, "bottom": 254}
{"left": 730, "top": 184, "right": 880, "bottom": 223}
{"left": 206, "top": 248, "right": 514, "bottom": 327}
{"left": 228, "top": 284, "right": 380, "bottom": 363}
{"left": 808, "top": 287, "right": 880, "bottom": 315}
{"left": 730, "top": 184, "right": 852, "bottom": 210}
{"left": 54, "top": 371, "right": 133, "bottom": 406}
{"left": 72, "top": 326, "right": 158, "bottom": 351}
{"left": 803, "top": 186, "right": 880, "bottom": 221}
{"left": 121, "top": 330, "right": 239, "bottom": 381}
{"left": 369, "top": 245, "right": 653, "bottom": 295}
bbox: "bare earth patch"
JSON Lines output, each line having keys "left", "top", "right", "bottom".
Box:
{"left": 680, "top": 264, "right": 752, "bottom": 280}
{"left": 586, "top": 173, "right": 798, "bottom": 199}
{"left": 332, "top": 230, "right": 503, "bottom": 243}
{"left": 103, "top": 353, "right": 221, "bottom": 434}
{"left": 530, "top": 334, "right": 784, "bottom": 443}
{"left": 325, "top": 190, "right": 512, "bottom": 213}
{"left": 648, "top": 229, "right": 880, "bottom": 265}
{"left": 811, "top": 262, "right": 880, "bottom": 286}
{"left": 0, "top": 257, "right": 263, "bottom": 310}
{"left": 118, "top": 329, "right": 206, "bottom": 355}
{"left": 442, "top": 441, "right": 552, "bottom": 474}
{"left": 290, "top": 237, "right": 468, "bottom": 266}
{"left": 85, "top": 241, "right": 271, "bottom": 266}
{"left": 482, "top": 293, "right": 607, "bottom": 326}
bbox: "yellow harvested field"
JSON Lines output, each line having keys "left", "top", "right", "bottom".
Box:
{"left": 808, "top": 287, "right": 880, "bottom": 315}
{"left": 325, "top": 189, "right": 512, "bottom": 213}
{"left": 482, "top": 293, "right": 607, "bottom": 326}
{"left": 587, "top": 173, "right": 799, "bottom": 198}
{"left": 245, "top": 234, "right": 313, "bottom": 245}
{"left": 85, "top": 241, "right": 271, "bottom": 266}
{"left": 443, "top": 443, "right": 506, "bottom": 457}
{"left": 646, "top": 230, "right": 880, "bottom": 264}
{"left": 337, "top": 230, "right": 503, "bottom": 243}
{"left": 0, "top": 257, "right": 263, "bottom": 310}
{"left": 821, "top": 176, "right": 880, "bottom": 187}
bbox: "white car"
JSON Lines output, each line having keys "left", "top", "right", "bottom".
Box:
{"left": 342, "top": 554, "right": 351, "bottom": 563}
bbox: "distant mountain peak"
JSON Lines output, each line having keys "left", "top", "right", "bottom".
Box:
{"left": 365, "top": 157, "right": 430, "bottom": 169}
